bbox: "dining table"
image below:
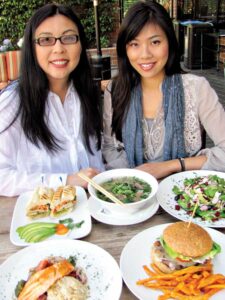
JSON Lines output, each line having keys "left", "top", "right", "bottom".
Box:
{"left": 1, "top": 194, "right": 225, "bottom": 300}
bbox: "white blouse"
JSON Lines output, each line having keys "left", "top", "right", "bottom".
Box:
{"left": 0, "top": 83, "right": 104, "bottom": 196}
{"left": 102, "top": 74, "right": 225, "bottom": 171}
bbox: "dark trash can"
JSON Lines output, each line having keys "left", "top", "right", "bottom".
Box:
{"left": 173, "top": 20, "right": 185, "bottom": 59}
{"left": 90, "top": 55, "right": 111, "bottom": 81}
{"left": 183, "top": 22, "right": 213, "bottom": 69}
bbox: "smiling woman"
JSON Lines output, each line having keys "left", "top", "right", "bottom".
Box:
{"left": 102, "top": 0, "right": 225, "bottom": 179}
{"left": 34, "top": 14, "right": 82, "bottom": 100}
{"left": 0, "top": 4, "right": 104, "bottom": 197}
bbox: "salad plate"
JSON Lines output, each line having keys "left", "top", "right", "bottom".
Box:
{"left": 0, "top": 239, "right": 122, "bottom": 300}
{"left": 157, "top": 170, "right": 225, "bottom": 227}
{"left": 88, "top": 196, "right": 159, "bottom": 226}
{"left": 10, "top": 186, "right": 92, "bottom": 246}
{"left": 120, "top": 223, "right": 225, "bottom": 300}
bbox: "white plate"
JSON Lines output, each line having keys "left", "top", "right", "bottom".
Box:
{"left": 0, "top": 239, "right": 122, "bottom": 300}
{"left": 10, "top": 186, "right": 92, "bottom": 246}
{"left": 88, "top": 196, "right": 159, "bottom": 225}
{"left": 157, "top": 170, "right": 225, "bottom": 227}
{"left": 120, "top": 223, "right": 225, "bottom": 300}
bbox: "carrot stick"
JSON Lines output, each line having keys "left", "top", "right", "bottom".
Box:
{"left": 56, "top": 224, "right": 69, "bottom": 235}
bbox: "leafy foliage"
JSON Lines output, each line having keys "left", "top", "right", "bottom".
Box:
{"left": 0, "top": 0, "right": 118, "bottom": 49}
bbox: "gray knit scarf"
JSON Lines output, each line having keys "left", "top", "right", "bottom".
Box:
{"left": 122, "top": 74, "right": 187, "bottom": 168}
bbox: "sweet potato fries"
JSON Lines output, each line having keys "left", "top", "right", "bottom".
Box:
{"left": 137, "top": 261, "right": 225, "bottom": 300}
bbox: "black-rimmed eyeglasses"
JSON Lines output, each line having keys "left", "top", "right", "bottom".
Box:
{"left": 34, "top": 35, "right": 79, "bottom": 46}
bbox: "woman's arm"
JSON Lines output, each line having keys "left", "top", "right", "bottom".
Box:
{"left": 0, "top": 135, "right": 99, "bottom": 195}
{"left": 195, "top": 77, "right": 225, "bottom": 171}
{"left": 0, "top": 129, "right": 43, "bottom": 196}
{"left": 0, "top": 131, "right": 102, "bottom": 196}
{"left": 0, "top": 121, "right": 102, "bottom": 196}
{"left": 136, "top": 155, "right": 207, "bottom": 179}
{"left": 136, "top": 76, "right": 225, "bottom": 179}
{"left": 0, "top": 88, "right": 42, "bottom": 196}
{"left": 0, "top": 98, "right": 65, "bottom": 196}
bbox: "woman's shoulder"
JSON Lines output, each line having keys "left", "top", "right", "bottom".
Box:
{"left": 0, "top": 80, "right": 19, "bottom": 105}
{"left": 181, "top": 73, "right": 211, "bottom": 88}
{"left": 181, "top": 73, "right": 219, "bottom": 112}
{"left": 0, "top": 80, "right": 19, "bottom": 94}
{"left": 0, "top": 80, "right": 20, "bottom": 129}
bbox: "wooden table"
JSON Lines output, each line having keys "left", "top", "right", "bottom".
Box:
{"left": 0, "top": 196, "right": 224, "bottom": 300}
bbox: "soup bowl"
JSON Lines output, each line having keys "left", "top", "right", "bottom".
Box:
{"left": 88, "top": 169, "right": 158, "bottom": 216}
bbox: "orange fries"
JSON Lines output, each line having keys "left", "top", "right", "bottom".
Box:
{"left": 136, "top": 261, "right": 225, "bottom": 300}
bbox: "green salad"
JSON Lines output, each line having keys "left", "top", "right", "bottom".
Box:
{"left": 172, "top": 175, "right": 225, "bottom": 222}
{"left": 96, "top": 176, "right": 151, "bottom": 204}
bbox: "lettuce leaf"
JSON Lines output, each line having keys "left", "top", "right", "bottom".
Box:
{"left": 160, "top": 237, "right": 221, "bottom": 262}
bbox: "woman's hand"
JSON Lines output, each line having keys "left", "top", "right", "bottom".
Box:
{"left": 66, "top": 168, "right": 100, "bottom": 188}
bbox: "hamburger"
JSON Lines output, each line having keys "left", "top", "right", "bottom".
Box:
{"left": 151, "top": 222, "right": 221, "bottom": 273}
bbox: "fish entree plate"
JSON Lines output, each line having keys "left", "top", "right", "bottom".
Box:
{"left": 0, "top": 239, "right": 122, "bottom": 300}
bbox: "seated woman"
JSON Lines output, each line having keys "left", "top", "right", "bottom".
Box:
{"left": 102, "top": 1, "right": 225, "bottom": 179}
{"left": 0, "top": 4, "right": 104, "bottom": 196}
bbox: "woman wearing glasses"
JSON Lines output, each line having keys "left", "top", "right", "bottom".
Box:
{"left": 0, "top": 4, "right": 104, "bottom": 196}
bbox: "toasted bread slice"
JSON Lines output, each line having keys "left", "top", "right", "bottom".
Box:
{"left": 26, "top": 187, "right": 53, "bottom": 219}
{"left": 38, "top": 187, "right": 54, "bottom": 204}
{"left": 61, "top": 185, "right": 76, "bottom": 201}
{"left": 50, "top": 185, "right": 76, "bottom": 217}
{"left": 50, "top": 186, "right": 63, "bottom": 208}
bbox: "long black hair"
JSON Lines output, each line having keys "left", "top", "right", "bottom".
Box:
{"left": 14, "top": 3, "right": 101, "bottom": 153}
{"left": 111, "top": 0, "right": 182, "bottom": 141}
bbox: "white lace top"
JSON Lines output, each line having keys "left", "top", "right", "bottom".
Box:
{"left": 102, "top": 74, "right": 225, "bottom": 171}
{"left": 0, "top": 83, "right": 104, "bottom": 196}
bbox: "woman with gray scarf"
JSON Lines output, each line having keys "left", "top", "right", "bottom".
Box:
{"left": 102, "top": 0, "right": 225, "bottom": 180}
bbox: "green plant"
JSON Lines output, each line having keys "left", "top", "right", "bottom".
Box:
{"left": 78, "top": 0, "right": 118, "bottom": 48}
{"left": 0, "top": 1, "right": 44, "bottom": 46}
{"left": 0, "top": 0, "right": 119, "bottom": 49}
{"left": 100, "top": 36, "right": 110, "bottom": 48}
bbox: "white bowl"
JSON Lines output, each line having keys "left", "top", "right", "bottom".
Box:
{"left": 88, "top": 169, "right": 158, "bottom": 216}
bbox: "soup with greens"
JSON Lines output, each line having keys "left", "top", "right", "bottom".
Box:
{"left": 96, "top": 177, "right": 151, "bottom": 203}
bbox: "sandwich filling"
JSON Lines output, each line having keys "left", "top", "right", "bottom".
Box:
{"left": 152, "top": 238, "right": 221, "bottom": 271}
{"left": 50, "top": 186, "right": 76, "bottom": 217}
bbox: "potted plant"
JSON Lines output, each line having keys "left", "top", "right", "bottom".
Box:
{"left": 0, "top": 38, "right": 23, "bottom": 86}
{"left": 224, "top": 61, "right": 225, "bottom": 79}
{"left": 0, "top": 39, "right": 11, "bottom": 88}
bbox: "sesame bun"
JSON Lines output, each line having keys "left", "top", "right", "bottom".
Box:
{"left": 163, "top": 222, "right": 213, "bottom": 258}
